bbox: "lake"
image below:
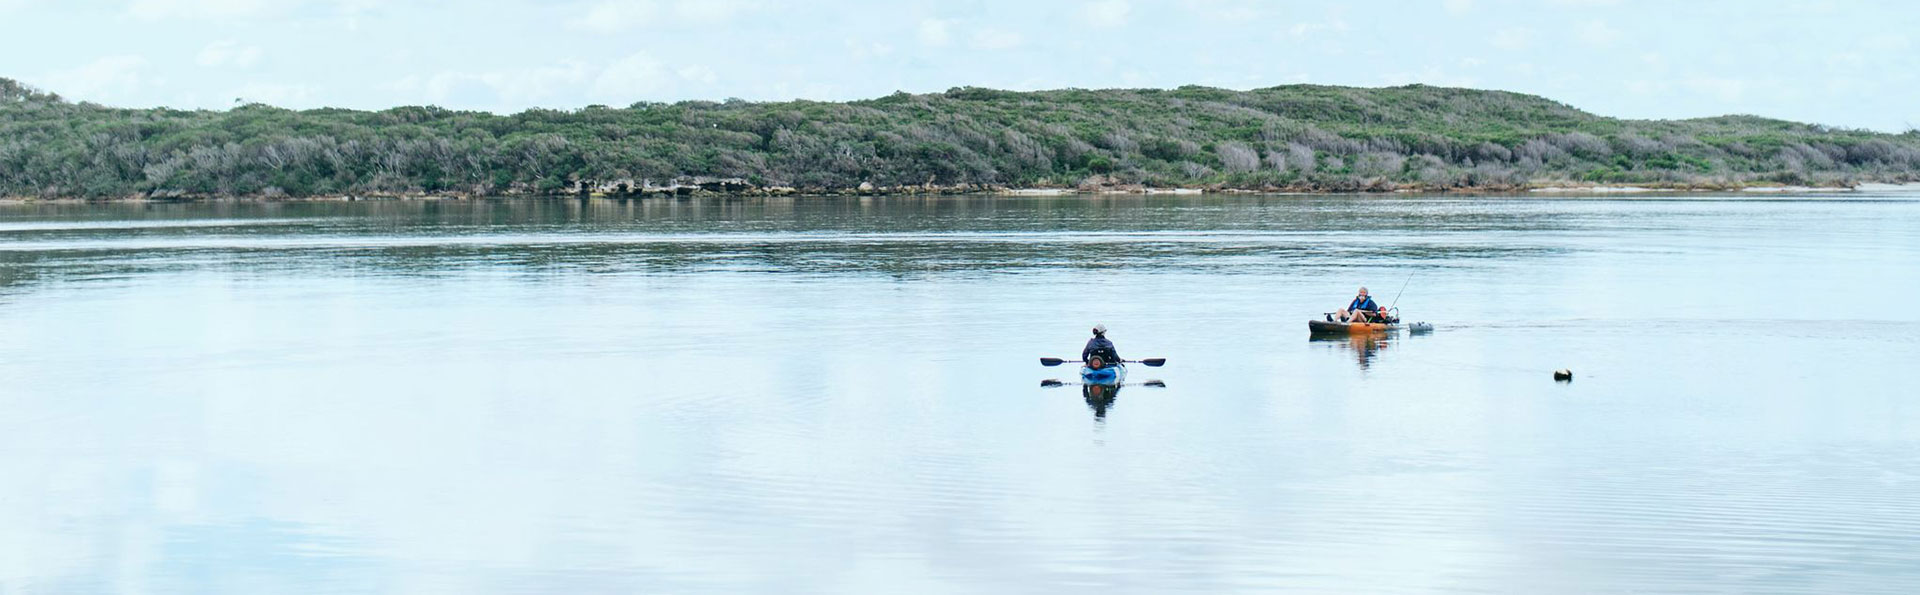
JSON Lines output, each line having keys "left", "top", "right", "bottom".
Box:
{"left": 2, "top": 192, "right": 1917, "bottom": 593}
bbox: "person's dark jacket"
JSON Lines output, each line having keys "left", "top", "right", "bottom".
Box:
{"left": 1082, "top": 335, "right": 1120, "bottom": 363}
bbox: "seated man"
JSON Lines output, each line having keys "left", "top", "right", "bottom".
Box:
{"left": 1082, "top": 324, "right": 1120, "bottom": 363}
{"left": 1337, "top": 287, "right": 1383, "bottom": 323}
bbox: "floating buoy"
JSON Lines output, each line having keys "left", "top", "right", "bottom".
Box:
{"left": 1553, "top": 369, "right": 1574, "bottom": 382}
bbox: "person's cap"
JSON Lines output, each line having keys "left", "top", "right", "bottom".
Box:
{"left": 1092, "top": 324, "right": 1107, "bottom": 334}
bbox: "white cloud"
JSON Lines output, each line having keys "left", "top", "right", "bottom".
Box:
{"left": 392, "top": 60, "right": 595, "bottom": 109}
{"left": 1491, "top": 27, "right": 1535, "bottom": 50}
{"left": 672, "top": 0, "right": 753, "bottom": 22}
{"left": 1083, "top": 0, "right": 1130, "bottom": 28}
{"left": 1822, "top": 52, "right": 1867, "bottom": 70}
{"left": 917, "top": 18, "right": 952, "bottom": 47}
{"left": 1624, "top": 80, "right": 1666, "bottom": 96}
{"left": 196, "top": 41, "right": 262, "bottom": 68}
{"left": 570, "top": 0, "right": 655, "bottom": 32}
{"left": 1286, "top": 17, "right": 1350, "bottom": 40}
{"left": 675, "top": 65, "right": 718, "bottom": 86}
{"left": 389, "top": 52, "right": 719, "bottom": 111}
{"left": 969, "top": 28, "right": 1025, "bottom": 50}
{"left": 126, "top": 0, "right": 275, "bottom": 20}
{"left": 1863, "top": 34, "right": 1911, "bottom": 51}
{"left": 1577, "top": 20, "right": 1620, "bottom": 46}
{"left": 1787, "top": 0, "right": 1841, "bottom": 13}
{"left": 333, "top": 0, "right": 378, "bottom": 29}
{"left": 845, "top": 39, "right": 895, "bottom": 60}
{"left": 592, "top": 53, "right": 672, "bottom": 100}
{"left": 567, "top": 0, "right": 758, "bottom": 33}
{"left": 1443, "top": 0, "right": 1474, "bottom": 14}
{"left": 1636, "top": 52, "right": 1669, "bottom": 74}
{"left": 1179, "top": 0, "right": 1268, "bottom": 21}
{"left": 1685, "top": 77, "right": 1749, "bottom": 102}
{"left": 591, "top": 52, "right": 720, "bottom": 102}
{"left": 41, "top": 55, "right": 149, "bottom": 102}
{"left": 124, "top": 0, "right": 376, "bottom": 24}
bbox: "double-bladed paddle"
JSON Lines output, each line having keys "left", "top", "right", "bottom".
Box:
{"left": 1041, "top": 379, "right": 1167, "bottom": 388}
{"left": 1040, "top": 357, "right": 1166, "bottom": 367}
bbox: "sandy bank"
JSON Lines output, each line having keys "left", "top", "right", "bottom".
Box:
{"left": 999, "top": 188, "right": 1072, "bottom": 196}
{"left": 1528, "top": 183, "right": 1870, "bottom": 194}
{"left": 1530, "top": 186, "right": 1660, "bottom": 194}
{"left": 1852, "top": 182, "right": 1920, "bottom": 193}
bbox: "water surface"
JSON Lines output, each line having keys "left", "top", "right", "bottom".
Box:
{"left": 2, "top": 193, "right": 1917, "bottom": 593}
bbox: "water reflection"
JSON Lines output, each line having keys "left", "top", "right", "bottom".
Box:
{"left": 1082, "top": 382, "right": 1121, "bottom": 421}
{"left": 0, "top": 194, "right": 1599, "bottom": 296}
{"left": 1310, "top": 332, "right": 1396, "bottom": 371}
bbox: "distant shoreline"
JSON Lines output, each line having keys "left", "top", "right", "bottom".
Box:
{"left": 10, "top": 80, "right": 1920, "bottom": 206}
{"left": 6, "top": 181, "right": 1915, "bottom": 204}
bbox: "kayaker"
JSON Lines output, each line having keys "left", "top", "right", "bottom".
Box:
{"left": 1337, "top": 287, "right": 1383, "bottom": 323}
{"left": 1082, "top": 324, "right": 1120, "bottom": 364}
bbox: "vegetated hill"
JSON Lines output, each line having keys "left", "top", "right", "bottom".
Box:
{"left": 3, "top": 76, "right": 1918, "bottom": 199}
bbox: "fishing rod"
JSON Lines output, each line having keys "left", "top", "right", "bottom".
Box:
{"left": 1388, "top": 271, "right": 1415, "bottom": 311}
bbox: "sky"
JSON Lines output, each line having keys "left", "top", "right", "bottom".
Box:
{"left": 2, "top": 0, "right": 1916, "bottom": 131}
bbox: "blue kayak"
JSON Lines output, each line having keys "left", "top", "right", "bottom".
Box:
{"left": 1080, "top": 364, "right": 1128, "bottom": 385}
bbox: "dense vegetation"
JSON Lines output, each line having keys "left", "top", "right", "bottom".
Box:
{"left": 4, "top": 76, "right": 1918, "bottom": 199}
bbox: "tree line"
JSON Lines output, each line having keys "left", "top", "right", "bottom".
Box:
{"left": 4, "top": 76, "right": 1918, "bottom": 199}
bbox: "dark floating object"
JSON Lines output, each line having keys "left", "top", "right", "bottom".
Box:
{"left": 1554, "top": 369, "right": 1574, "bottom": 382}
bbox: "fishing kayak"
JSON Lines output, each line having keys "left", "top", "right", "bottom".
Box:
{"left": 1080, "top": 364, "right": 1128, "bottom": 385}
{"left": 1308, "top": 319, "right": 1433, "bottom": 334}
{"left": 1309, "top": 319, "right": 1397, "bottom": 334}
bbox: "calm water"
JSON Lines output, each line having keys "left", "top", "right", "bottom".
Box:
{"left": 2, "top": 193, "right": 1917, "bottom": 593}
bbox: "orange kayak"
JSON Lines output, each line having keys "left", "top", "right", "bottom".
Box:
{"left": 1309, "top": 319, "right": 1433, "bottom": 334}
{"left": 1309, "top": 319, "right": 1398, "bottom": 334}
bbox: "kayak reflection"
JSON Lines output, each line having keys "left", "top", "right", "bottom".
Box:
{"left": 1083, "top": 382, "right": 1121, "bottom": 420}
{"left": 1038, "top": 371, "right": 1166, "bottom": 423}
{"left": 1310, "top": 332, "right": 1394, "bottom": 371}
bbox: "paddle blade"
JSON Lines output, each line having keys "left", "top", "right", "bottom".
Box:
{"left": 1138, "top": 358, "right": 1167, "bottom": 367}
{"left": 1040, "top": 379, "right": 1066, "bottom": 387}
{"left": 1040, "top": 357, "right": 1067, "bottom": 367}
{"left": 1143, "top": 380, "right": 1167, "bottom": 388}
